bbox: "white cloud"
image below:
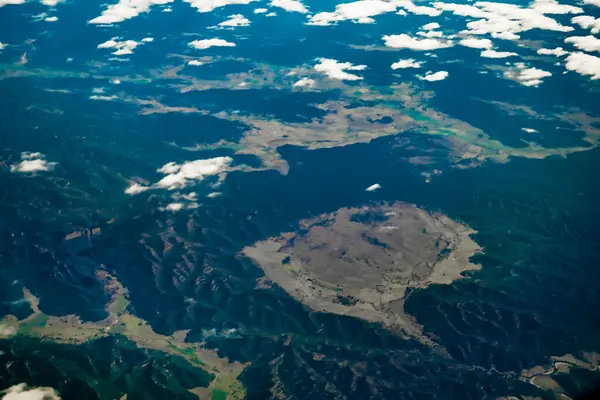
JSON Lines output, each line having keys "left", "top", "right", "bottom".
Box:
{"left": 492, "top": 31, "right": 521, "bottom": 40}
{"left": 383, "top": 34, "right": 453, "bottom": 50}
{"left": 125, "top": 183, "right": 150, "bottom": 194}
{"left": 0, "top": 42, "right": 5, "bottom": 50}
{"left": 314, "top": 58, "right": 366, "bottom": 81}
{"left": 480, "top": 49, "right": 518, "bottom": 58}
{"left": 365, "top": 183, "right": 381, "bottom": 191}
{"left": 583, "top": 0, "right": 600, "bottom": 7}
{"left": 504, "top": 62, "right": 552, "bottom": 86}
{"left": 537, "top": 47, "right": 567, "bottom": 56}
{"left": 417, "top": 30, "right": 444, "bottom": 38}
{"left": 421, "top": 22, "right": 440, "bottom": 30}
{"left": 166, "top": 202, "right": 185, "bottom": 211}
{"left": 459, "top": 37, "right": 493, "bottom": 49}
{"left": 270, "top": 0, "right": 307, "bottom": 13}
{"left": 266, "top": 11, "right": 276, "bottom": 16}
{"left": 90, "top": 95, "right": 119, "bottom": 100}
{"left": 1, "top": 383, "right": 60, "bottom": 400}
{"left": 189, "top": 38, "right": 236, "bottom": 50}
{"left": 155, "top": 157, "right": 232, "bottom": 190}
{"left": 396, "top": 0, "right": 442, "bottom": 16}
{"left": 0, "top": 0, "right": 26, "bottom": 5}
{"left": 89, "top": 0, "right": 173, "bottom": 24}
{"left": 530, "top": 0, "right": 582, "bottom": 15}
{"left": 308, "top": 0, "right": 397, "bottom": 25}
{"left": 218, "top": 14, "right": 250, "bottom": 27}
{"left": 40, "top": 0, "right": 64, "bottom": 5}
{"left": 253, "top": 7, "right": 267, "bottom": 13}
{"left": 141, "top": 37, "right": 154, "bottom": 42}
{"left": 522, "top": 127, "right": 539, "bottom": 133}
{"left": 565, "top": 51, "right": 600, "bottom": 79}
{"left": 187, "top": 59, "right": 204, "bottom": 66}
{"left": 45, "top": 16, "right": 58, "bottom": 22}
{"left": 293, "top": 77, "right": 316, "bottom": 87}
{"left": 184, "top": 0, "right": 256, "bottom": 13}
{"left": 418, "top": 70, "right": 449, "bottom": 81}
{"left": 565, "top": 35, "right": 600, "bottom": 52}
{"left": 572, "top": 16, "right": 600, "bottom": 34}
{"left": 11, "top": 152, "right": 57, "bottom": 173}
{"left": 391, "top": 58, "right": 422, "bottom": 69}
{"left": 97, "top": 39, "right": 142, "bottom": 56}
{"left": 433, "top": 2, "right": 489, "bottom": 18}
{"left": 207, "top": 192, "right": 222, "bottom": 198}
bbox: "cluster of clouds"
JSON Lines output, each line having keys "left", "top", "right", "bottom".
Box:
{"left": 189, "top": 38, "right": 236, "bottom": 50}
{"left": 89, "top": 0, "right": 173, "bottom": 24}
{"left": 97, "top": 37, "right": 153, "bottom": 56}
{"left": 1, "top": 384, "right": 61, "bottom": 400}
{"left": 0, "top": 0, "right": 63, "bottom": 7}
{"left": 504, "top": 62, "right": 552, "bottom": 86}
{"left": 383, "top": 34, "right": 452, "bottom": 50}
{"left": 125, "top": 156, "right": 232, "bottom": 194}
{"left": 10, "top": 152, "right": 56, "bottom": 173}
{"left": 391, "top": 58, "right": 423, "bottom": 69}
{"left": 314, "top": 58, "right": 367, "bottom": 81}
{"left": 217, "top": 13, "right": 250, "bottom": 28}
{"left": 184, "top": 0, "right": 256, "bottom": 13}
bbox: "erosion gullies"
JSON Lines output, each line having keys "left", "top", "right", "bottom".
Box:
{"left": 243, "top": 202, "right": 482, "bottom": 344}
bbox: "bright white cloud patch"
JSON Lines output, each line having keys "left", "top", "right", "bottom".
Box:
{"left": 365, "top": 183, "right": 381, "bottom": 191}
{"left": 522, "top": 127, "right": 539, "bottom": 133}
{"left": 391, "top": 58, "right": 422, "bottom": 69}
{"left": 565, "top": 35, "right": 600, "bottom": 53}
{"left": 97, "top": 39, "right": 144, "bottom": 56}
{"left": 459, "top": 37, "right": 493, "bottom": 49}
{"left": 189, "top": 38, "right": 236, "bottom": 50}
{"left": 11, "top": 152, "right": 57, "bottom": 173}
{"left": 481, "top": 49, "right": 518, "bottom": 58}
{"left": 270, "top": 0, "right": 308, "bottom": 13}
{"left": 565, "top": 51, "right": 600, "bottom": 79}
{"left": 254, "top": 7, "right": 267, "bottom": 13}
{"left": 187, "top": 59, "right": 204, "bottom": 66}
{"left": 504, "top": 62, "right": 552, "bottom": 86}
{"left": 89, "top": 0, "right": 172, "bottom": 24}
{"left": 185, "top": 0, "right": 256, "bottom": 13}
{"left": 418, "top": 70, "right": 449, "bottom": 81}
{"left": 537, "top": 47, "right": 568, "bottom": 56}
{"left": 218, "top": 14, "right": 250, "bottom": 27}
{"left": 314, "top": 58, "right": 366, "bottom": 81}
{"left": 308, "top": 0, "right": 397, "bottom": 25}
{"left": 293, "top": 77, "right": 316, "bottom": 87}
{"left": 530, "top": 0, "right": 582, "bottom": 15}
{"left": 572, "top": 16, "right": 600, "bottom": 34}
{"left": 45, "top": 16, "right": 58, "bottom": 22}
{"left": 396, "top": 0, "right": 442, "bottom": 16}
{"left": 1, "top": 383, "right": 61, "bottom": 400}
{"left": 126, "top": 157, "right": 232, "bottom": 194}
{"left": 421, "top": 22, "right": 440, "bottom": 30}
{"left": 383, "top": 34, "right": 452, "bottom": 50}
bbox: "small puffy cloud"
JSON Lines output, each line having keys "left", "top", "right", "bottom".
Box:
{"left": 314, "top": 58, "right": 366, "bottom": 81}
{"left": 89, "top": 95, "right": 119, "bottom": 100}
{"left": 189, "top": 38, "right": 236, "bottom": 50}
{"left": 141, "top": 37, "right": 154, "bottom": 42}
{"left": 266, "top": 11, "right": 276, "bottom": 16}
{"left": 187, "top": 59, "right": 204, "bottom": 66}
{"left": 565, "top": 51, "right": 600, "bottom": 79}
{"left": 530, "top": 0, "right": 582, "bottom": 15}
{"left": 1, "top": 383, "right": 61, "bottom": 400}
{"left": 155, "top": 157, "right": 232, "bottom": 190}
{"left": 481, "top": 49, "right": 518, "bottom": 58}
{"left": 504, "top": 62, "right": 552, "bottom": 86}
{"left": 421, "top": 22, "right": 440, "bottom": 30}
{"left": 383, "top": 34, "right": 453, "bottom": 50}
{"left": 207, "top": 192, "right": 222, "bottom": 198}
{"left": 418, "top": 70, "right": 449, "bottom": 81}
{"left": 564, "top": 35, "right": 600, "bottom": 53}
{"left": 0, "top": 0, "right": 25, "bottom": 5}
{"left": 522, "top": 127, "right": 539, "bottom": 133}
{"left": 308, "top": 0, "right": 397, "bottom": 26}
{"left": 253, "top": 7, "right": 267, "bottom": 13}
{"left": 391, "top": 58, "right": 422, "bottom": 69}
{"left": 433, "top": 2, "right": 489, "bottom": 18}
{"left": 537, "top": 47, "right": 568, "bottom": 56}
{"left": 293, "top": 77, "right": 316, "bottom": 87}
{"left": 40, "top": 0, "right": 64, "bottom": 5}
{"left": 365, "top": 183, "right": 381, "bottom": 191}
{"left": 125, "top": 183, "right": 150, "bottom": 194}
{"left": 0, "top": 42, "right": 6, "bottom": 50}
{"left": 572, "top": 16, "right": 600, "bottom": 34}
{"left": 583, "top": 0, "right": 600, "bottom": 6}
{"left": 11, "top": 152, "right": 57, "bottom": 173}
{"left": 396, "top": 0, "right": 442, "bottom": 16}
{"left": 185, "top": 0, "right": 256, "bottom": 13}
{"left": 270, "top": 0, "right": 307, "bottom": 13}
{"left": 45, "top": 16, "right": 58, "bottom": 22}
{"left": 97, "top": 39, "right": 142, "bottom": 56}
{"left": 417, "top": 30, "right": 443, "bottom": 38}
{"left": 218, "top": 14, "right": 250, "bottom": 27}
{"left": 89, "top": 0, "right": 173, "bottom": 24}
{"left": 493, "top": 31, "right": 521, "bottom": 40}
{"left": 459, "top": 37, "right": 493, "bottom": 49}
